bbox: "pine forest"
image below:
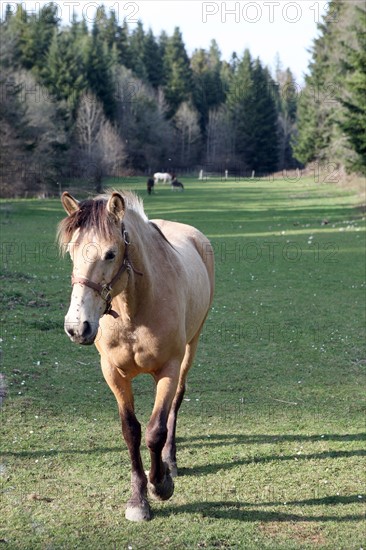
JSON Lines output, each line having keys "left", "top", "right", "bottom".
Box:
{"left": 0, "top": 1, "right": 365, "bottom": 196}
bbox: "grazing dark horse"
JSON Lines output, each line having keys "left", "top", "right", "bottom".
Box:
{"left": 58, "top": 191, "right": 214, "bottom": 521}
{"left": 146, "top": 177, "right": 154, "bottom": 195}
{"left": 171, "top": 178, "right": 184, "bottom": 191}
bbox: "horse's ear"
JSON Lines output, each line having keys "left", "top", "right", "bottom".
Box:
{"left": 61, "top": 192, "right": 79, "bottom": 216}
{"left": 106, "top": 192, "right": 125, "bottom": 220}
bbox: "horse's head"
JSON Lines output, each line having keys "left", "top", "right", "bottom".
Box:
{"left": 59, "top": 192, "right": 126, "bottom": 345}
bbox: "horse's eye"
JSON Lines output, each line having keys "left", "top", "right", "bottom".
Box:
{"left": 105, "top": 250, "right": 116, "bottom": 261}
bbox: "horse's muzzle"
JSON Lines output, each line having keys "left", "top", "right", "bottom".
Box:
{"left": 64, "top": 319, "right": 97, "bottom": 346}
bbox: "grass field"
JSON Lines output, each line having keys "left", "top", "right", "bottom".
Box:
{"left": 1, "top": 177, "right": 365, "bottom": 549}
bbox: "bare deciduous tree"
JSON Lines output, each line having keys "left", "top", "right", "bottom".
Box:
{"left": 1, "top": 69, "right": 67, "bottom": 197}
{"left": 75, "top": 92, "right": 126, "bottom": 191}
{"left": 76, "top": 93, "right": 104, "bottom": 155}
{"left": 174, "top": 102, "right": 201, "bottom": 168}
{"left": 205, "top": 105, "right": 233, "bottom": 171}
{"left": 98, "top": 117, "right": 127, "bottom": 175}
{"left": 113, "top": 66, "right": 175, "bottom": 172}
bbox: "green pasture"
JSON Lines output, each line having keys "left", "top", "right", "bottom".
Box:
{"left": 0, "top": 177, "right": 365, "bottom": 549}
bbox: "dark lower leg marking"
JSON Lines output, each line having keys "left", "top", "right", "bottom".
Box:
{"left": 163, "top": 384, "right": 186, "bottom": 476}
{"left": 121, "top": 409, "right": 150, "bottom": 520}
{"left": 146, "top": 410, "right": 174, "bottom": 501}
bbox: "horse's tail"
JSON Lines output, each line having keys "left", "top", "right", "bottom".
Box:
{"left": 192, "top": 233, "right": 215, "bottom": 305}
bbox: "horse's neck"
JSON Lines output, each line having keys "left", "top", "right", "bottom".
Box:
{"left": 115, "top": 212, "right": 155, "bottom": 319}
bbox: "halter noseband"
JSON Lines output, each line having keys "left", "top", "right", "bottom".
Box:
{"left": 71, "top": 223, "right": 143, "bottom": 317}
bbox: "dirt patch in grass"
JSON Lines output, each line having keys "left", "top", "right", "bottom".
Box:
{"left": 259, "top": 521, "right": 326, "bottom": 546}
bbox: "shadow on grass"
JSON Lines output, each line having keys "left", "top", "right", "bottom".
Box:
{"left": 1, "top": 446, "right": 123, "bottom": 458}
{"left": 177, "top": 433, "right": 366, "bottom": 446}
{"left": 3, "top": 432, "right": 365, "bottom": 469}
{"left": 178, "top": 449, "right": 366, "bottom": 477}
{"left": 154, "top": 497, "right": 365, "bottom": 522}
{"left": 264, "top": 494, "right": 365, "bottom": 506}
{"left": 175, "top": 432, "right": 366, "bottom": 475}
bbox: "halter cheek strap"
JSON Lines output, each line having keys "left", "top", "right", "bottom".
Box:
{"left": 71, "top": 223, "right": 143, "bottom": 317}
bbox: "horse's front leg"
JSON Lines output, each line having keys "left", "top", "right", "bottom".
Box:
{"left": 101, "top": 359, "right": 150, "bottom": 521}
{"left": 146, "top": 363, "right": 179, "bottom": 501}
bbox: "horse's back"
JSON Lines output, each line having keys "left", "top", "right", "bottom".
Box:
{"left": 152, "top": 219, "right": 213, "bottom": 275}
{"left": 151, "top": 219, "right": 214, "bottom": 336}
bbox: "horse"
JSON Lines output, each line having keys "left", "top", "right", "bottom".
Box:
{"left": 154, "top": 172, "right": 172, "bottom": 184}
{"left": 171, "top": 178, "right": 184, "bottom": 192}
{"left": 146, "top": 177, "right": 154, "bottom": 195}
{"left": 57, "top": 190, "right": 215, "bottom": 522}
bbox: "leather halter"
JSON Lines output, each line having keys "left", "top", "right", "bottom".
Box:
{"left": 71, "top": 223, "right": 143, "bottom": 317}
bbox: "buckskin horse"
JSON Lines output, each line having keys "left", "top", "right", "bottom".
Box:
{"left": 57, "top": 191, "right": 214, "bottom": 521}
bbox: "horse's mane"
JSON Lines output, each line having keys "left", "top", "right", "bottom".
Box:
{"left": 57, "top": 190, "right": 148, "bottom": 252}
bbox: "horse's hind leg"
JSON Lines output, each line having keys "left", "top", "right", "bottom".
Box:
{"left": 162, "top": 331, "right": 201, "bottom": 477}
{"left": 145, "top": 362, "right": 180, "bottom": 501}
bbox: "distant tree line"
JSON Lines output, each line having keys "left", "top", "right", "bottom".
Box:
{"left": 0, "top": 3, "right": 298, "bottom": 195}
{"left": 294, "top": 0, "right": 366, "bottom": 176}
{"left": 0, "top": 1, "right": 364, "bottom": 196}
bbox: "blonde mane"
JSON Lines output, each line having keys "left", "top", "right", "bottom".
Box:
{"left": 100, "top": 190, "right": 148, "bottom": 223}
{"left": 57, "top": 190, "right": 148, "bottom": 251}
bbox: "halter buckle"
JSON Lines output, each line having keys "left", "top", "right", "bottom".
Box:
{"left": 100, "top": 284, "right": 112, "bottom": 302}
{"left": 123, "top": 229, "right": 130, "bottom": 245}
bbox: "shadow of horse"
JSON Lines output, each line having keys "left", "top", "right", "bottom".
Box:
{"left": 4, "top": 433, "right": 364, "bottom": 524}
{"left": 153, "top": 498, "right": 365, "bottom": 522}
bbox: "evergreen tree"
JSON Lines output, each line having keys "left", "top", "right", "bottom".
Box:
{"left": 292, "top": 84, "right": 320, "bottom": 165}
{"left": 276, "top": 67, "right": 299, "bottom": 168}
{"left": 0, "top": 6, "right": 17, "bottom": 67}
{"left": 250, "top": 61, "right": 279, "bottom": 172}
{"left": 69, "top": 12, "right": 89, "bottom": 41}
{"left": 208, "top": 39, "right": 226, "bottom": 104}
{"left": 86, "top": 21, "right": 116, "bottom": 119}
{"left": 228, "top": 51, "right": 279, "bottom": 172}
{"left": 191, "top": 48, "right": 209, "bottom": 130}
{"left": 42, "top": 29, "right": 88, "bottom": 112}
{"left": 7, "top": 5, "right": 29, "bottom": 67}
{"left": 0, "top": 42, "right": 30, "bottom": 194}
{"left": 292, "top": 0, "right": 356, "bottom": 168}
{"left": 115, "top": 21, "right": 130, "bottom": 68}
{"left": 230, "top": 52, "right": 239, "bottom": 73}
{"left": 227, "top": 49, "right": 255, "bottom": 171}
{"left": 95, "top": 6, "right": 118, "bottom": 49}
{"left": 13, "top": 3, "right": 59, "bottom": 73}
{"left": 339, "top": 5, "right": 366, "bottom": 174}
{"left": 163, "top": 27, "right": 192, "bottom": 117}
{"left": 220, "top": 59, "right": 233, "bottom": 98}
{"left": 191, "top": 41, "right": 225, "bottom": 133}
{"left": 157, "top": 31, "right": 169, "bottom": 87}
{"left": 4, "top": 4, "right": 13, "bottom": 22}
{"left": 143, "top": 29, "right": 164, "bottom": 88}
{"left": 159, "top": 31, "right": 169, "bottom": 62}
{"left": 128, "top": 21, "right": 148, "bottom": 80}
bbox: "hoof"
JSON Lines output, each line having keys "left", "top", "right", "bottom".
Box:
{"left": 164, "top": 459, "right": 178, "bottom": 478}
{"left": 147, "top": 471, "right": 174, "bottom": 501}
{"left": 125, "top": 498, "right": 151, "bottom": 522}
